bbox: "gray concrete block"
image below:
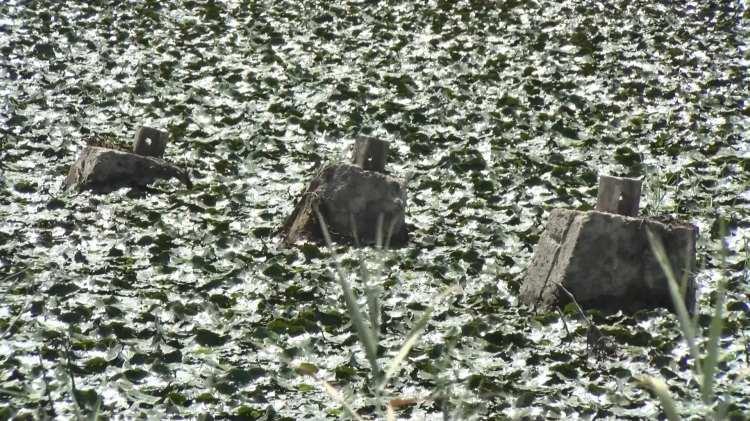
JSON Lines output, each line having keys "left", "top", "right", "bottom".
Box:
{"left": 280, "top": 164, "right": 408, "bottom": 247}
{"left": 520, "top": 209, "right": 697, "bottom": 314}
{"left": 63, "top": 146, "right": 191, "bottom": 193}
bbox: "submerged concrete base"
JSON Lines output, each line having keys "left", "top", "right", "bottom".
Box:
{"left": 520, "top": 209, "right": 697, "bottom": 314}
{"left": 63, "top": 146, "right": 191, "bottom": 193}
{"left": 280, "top": 164, "right": 408, "bottom": 247}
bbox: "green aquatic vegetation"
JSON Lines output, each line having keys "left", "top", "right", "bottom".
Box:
{"left": 0, "top": 0, "right": 748, "bottom": 419}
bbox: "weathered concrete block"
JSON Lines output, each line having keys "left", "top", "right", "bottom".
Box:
{"left": 280, "top": 164, "right": 408, "bottom": 247}
{"left": 63, "top": 146, "right": 191, "bottom": 193}
{"left": 520, "top": 209, "right": 697, "bottom": 314}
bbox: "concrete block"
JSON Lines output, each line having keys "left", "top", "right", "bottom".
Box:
{"left": 63, "top": 146, "right": 191, "bottom": 193}
{"left": 280, "top": 137, "right": 407, "bottom": 247}
{"left": 280, "top": 164, "right": 408, "bottom": 247}
{"left": 520, "top": 209, "right": 697, "bottom": 314}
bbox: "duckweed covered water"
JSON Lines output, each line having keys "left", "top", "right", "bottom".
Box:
{"left": 1, "top": 1, "right": 749, "bottom": 419}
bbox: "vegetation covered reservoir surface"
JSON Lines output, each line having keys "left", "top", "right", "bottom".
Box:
{"left": 1, "top": 0, "right": 749, "bottom": 419}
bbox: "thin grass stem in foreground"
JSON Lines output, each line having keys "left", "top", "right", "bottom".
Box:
{"left": 646, "top": 228, "right": 702, "bottom": 375}
{"left": 701, "top": 234, "right": 728, "bottom": 404}
{"left": 379, "top": 305, "right": 433, "bottom": 391}
{"left": 315, "top": 206, "right": 381, "bottom": 380}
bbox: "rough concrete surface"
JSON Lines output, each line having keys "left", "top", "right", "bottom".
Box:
{"left": 280, "top": 164, "right": 408, "bottom": 247}
{"left": 520, "top": 209, "right": 697, "bottom": 314}
{"left": 63, "top": 146, "right": 191, "bottom": 193}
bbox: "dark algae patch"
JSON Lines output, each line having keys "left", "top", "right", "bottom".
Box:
{"left": 1, "top": 1, "right": 749, "bottom": 419}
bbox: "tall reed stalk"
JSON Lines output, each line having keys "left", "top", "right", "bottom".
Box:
{"left": 638, "top": 226, "right": 740, "bottom": 419}
{"left": 312, "top": 206, "right": 441, "bottom": 419}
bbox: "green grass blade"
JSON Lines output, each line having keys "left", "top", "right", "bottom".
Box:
{"left": 379, "top": 305, "right": 433, "bottom": 391}
{"left": 333, "top": 262, "right": 380, "bottom": 379}
{"left": 89, "top": 396, "right": 102, "bottom": 421}
{"left": 384, "top": 216, "right": 397, "bottom": 250}
{"left": 646, "top": 228, "right": 702, "bottom": 375}
{"left": 702, "top": 281, "right": 725, "bottom": 404}
{"left": 702, "top": 235, "right": 728, "bottom": 404}
{"left": 378, "top": 287, "right": 452, "bottom": 391}
{"left": 376, "top": 213, "right": 384, "bottom": 250}
{"left": 315, "top": 206, "right": 380, "bottom": 379}
{"left": 637, "top": 376, "right": 681, "bottom": 421}
{"left": 349, "top": 212, "right": 361, "bottom": 248}
{"left": 359, "top": 255, "right": 380, "bottom": 350}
